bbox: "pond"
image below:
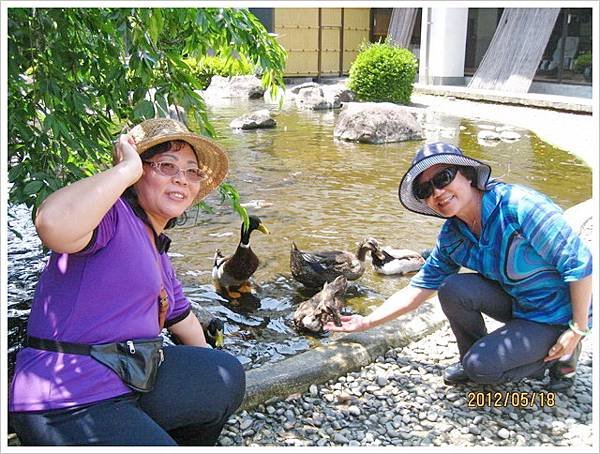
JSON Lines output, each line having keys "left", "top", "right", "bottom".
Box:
{"left": 7, "top": 95, "right": 592, "bottom": 379}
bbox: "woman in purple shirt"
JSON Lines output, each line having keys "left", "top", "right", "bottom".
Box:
{"left": 9, "top": 118, "right": 245, "bottom": 445}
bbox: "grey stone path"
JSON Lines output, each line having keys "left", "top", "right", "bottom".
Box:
{"left": 219, "top": 322, "right": 593, "bottom": 448}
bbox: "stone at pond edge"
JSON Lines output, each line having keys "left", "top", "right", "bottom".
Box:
{"left": 334, "top": 102, "right": 424, "bottom": 144}
{"left": 203, "top": 75, "right": 265, "bottom": 99}
{"left": 230, "top": 109, "right": 277, "bottom": 130}
{"left": 296, "top": 87, "right": 336, "bottom": 110}
{"left": 290, "top": 82, "right": 320, "bottom": 95}
{"left": 291, "top": 83, "right": 355, "bottom": 110}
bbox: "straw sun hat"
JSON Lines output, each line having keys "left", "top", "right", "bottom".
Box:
{"left": 128, "top": 118, "right": 229, "bottom": 203}
{"left": 398, "top": 142, "right": 491, "bottom": 218}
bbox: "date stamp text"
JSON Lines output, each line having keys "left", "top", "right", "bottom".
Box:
{"left": 467, "top": 391, "right": 556, "bottom": 408}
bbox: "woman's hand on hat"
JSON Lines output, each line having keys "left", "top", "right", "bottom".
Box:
{"left": 113, "top": 134, "right": 143, "bottom": 181}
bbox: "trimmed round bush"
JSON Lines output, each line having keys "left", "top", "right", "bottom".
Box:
{"left": 348, "top": 41, "right": 418, "bottom": 104}
{"left": 573, "top": 52, "right": 592, "bottom": 73}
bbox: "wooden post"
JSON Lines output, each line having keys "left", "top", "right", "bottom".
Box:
{"left": 317, "top": 8, "right": 322, "bottom": 81}
{"left": 339, "top": 8, "right": 345, "bottom": 76}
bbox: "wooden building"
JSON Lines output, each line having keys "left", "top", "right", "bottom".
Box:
{"left": 251, "top": 7, "right": 371, "bottom": 78}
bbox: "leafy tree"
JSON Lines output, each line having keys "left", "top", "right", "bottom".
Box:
{"left": 7, "top": 8, "right": 287, "bottom": 232}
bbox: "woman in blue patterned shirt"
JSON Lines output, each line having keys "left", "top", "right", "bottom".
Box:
{"left": 326, "top": 142, "right": 592, "bottom": 391}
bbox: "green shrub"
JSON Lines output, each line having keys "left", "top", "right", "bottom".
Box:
{"left": 574, "top": 52, "right": 592, "bottom": 73}
{"left": 348, "top": 40, "right": 418, "bottom": 104}
{"left": 186, "top": 55, "right": 254, "bottom": 90}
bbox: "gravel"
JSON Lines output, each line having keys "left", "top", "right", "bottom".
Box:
{"left": 219, "top": 322, "right": 593, "bottom": 447}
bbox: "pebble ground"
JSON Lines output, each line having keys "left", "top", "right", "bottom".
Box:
{"left": 219, "top": 321, "right": 594, "bottom": 448}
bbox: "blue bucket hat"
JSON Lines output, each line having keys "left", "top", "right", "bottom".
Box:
{"left": 398, "top": 142, "right": 491, "bottom": 218}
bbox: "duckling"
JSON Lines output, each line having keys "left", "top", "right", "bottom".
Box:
{"left": 293, "top": 275, "right": 347, "bottom": 333}
{"left": 368, "top": 237, "right": 428, "bottom": 275}
{"left": 290, "top": 238, "right": 378, "bottom": 288}
{"left": 212, "top": 215, "right": 269, "bottom": 299}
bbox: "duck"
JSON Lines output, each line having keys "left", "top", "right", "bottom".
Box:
{"left": 290, "top": 237, "right": 378, "bottom": 288}
{"left": 368, "top": 237, "right": 430, "bottom": 275}
{"left": 212, "top": 215, "right": 269, "bottom": 300}
{"left": 293, "top": 275, "right": 347, "bottom": 333}
{"left": 196, "top": 305, "right": 225, "bottom": 348}
{"left": 171, "top": 305, "right": 225, "bottom": 349}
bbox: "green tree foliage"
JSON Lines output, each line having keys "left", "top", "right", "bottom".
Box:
{"left": 186, "top": 55, "right": 254, "bottom": 90}
{"left": 7, "top": 7, "right": 286, "bottom": 230}
{"left": 348, "top": 40, "right": 418, "bottom": 104}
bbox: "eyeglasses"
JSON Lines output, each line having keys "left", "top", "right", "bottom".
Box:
{"left": 143, "top": 161, "right": 206, "bottom": 183}
{"left": 413, "top": 166, "right": 459, "bottom": 200}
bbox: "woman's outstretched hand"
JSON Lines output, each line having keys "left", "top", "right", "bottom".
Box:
{"left": 113, "top": 134, "right": 143, "bottom": 181}
{"left": 324, "top": 314, "right": 371, "bottom": 333}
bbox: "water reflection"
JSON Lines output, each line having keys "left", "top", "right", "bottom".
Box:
{"left": 7, "top": 98, "right": 592, "bottom": 377}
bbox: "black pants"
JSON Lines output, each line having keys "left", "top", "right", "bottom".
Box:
{"left": 438, "top": 273, "right": 566, "bottom": 384}
{"left": 10, "top": 346, "right": 246, "bottom": 446}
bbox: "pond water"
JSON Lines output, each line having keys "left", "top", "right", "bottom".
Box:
{"left": 7, "top": 96, "right": 592, "bottom": 378}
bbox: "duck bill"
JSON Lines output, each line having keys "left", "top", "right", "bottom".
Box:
{"left": 214, "top": 330, "right": 225, "bottom": 349}
{"left": 257, "top": 224, "right": 270, "bottom": 235}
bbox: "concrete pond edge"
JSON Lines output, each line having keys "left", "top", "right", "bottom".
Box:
{"left": 242, "top": 301, "right": 447, "bottom": 410}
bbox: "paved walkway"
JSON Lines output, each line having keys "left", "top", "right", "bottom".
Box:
{"left": 411, "top": 92, "right": 596, "bottom": 168}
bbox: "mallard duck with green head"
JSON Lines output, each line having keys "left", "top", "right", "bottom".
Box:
{"left": 212, "top": 215, "right": 269, "bottom": 299}
{"left": 170, "top": 305, "right": 225, "bottom": 348}
{"left": 290, "top": 238, "right": 378, "bottom": 288}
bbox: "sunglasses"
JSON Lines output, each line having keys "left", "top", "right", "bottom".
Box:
{"left": 143, "top": 161, "right": 207, "bottom": 183}
{"left": 412, "top": 166, "right": 459, "bottom": 200}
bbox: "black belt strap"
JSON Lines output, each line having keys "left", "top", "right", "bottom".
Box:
{"left": 25, "top": 336, "right": 92, "bottom": 356}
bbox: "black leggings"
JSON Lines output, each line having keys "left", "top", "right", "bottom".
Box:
{"left": 10, "top": 346, "right": 246, "bottom": 446}
{"left": 438, "top": 273, "right": 567, "bottom": 384}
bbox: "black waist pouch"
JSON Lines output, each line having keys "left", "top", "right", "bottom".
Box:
{"left": 26, "top": 336, "right": 164, "bottom": 393}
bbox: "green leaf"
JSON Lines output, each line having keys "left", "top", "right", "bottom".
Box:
{"left": 133, "top": 99, "right": 155, "bottom": 120}
{"left": 148, "top": 12, "right": 160, "bottom": 44}
{"left": 23, "top": 180, "right": 44, "bottom": 195}
{"left": 8, "top": 164, "right": 25, "bottom": 183}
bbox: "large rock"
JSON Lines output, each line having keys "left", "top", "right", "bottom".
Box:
{"left": 293, "top": 84, "right": 356, "bottom": 110}
{"left": 323, "top": 83, "right": 355, "bottom": 104}
{"left": 295, "top": 87, "right": 335, "bottom": 110}
{"left": 204, "top": 75, "right": 265, "bottom": 99}
{"left": 290, "top": 82, "right": 320, "bottom": 95}
{"left": 334, "top": 102, "right": 424, "bottom": 144}
{"left": 230, "top": 109, "right": 277, "bottom": 130}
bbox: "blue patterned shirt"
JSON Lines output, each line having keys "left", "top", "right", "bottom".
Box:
{"left": 411, "top": 182, "right": 592, "bottom": 325}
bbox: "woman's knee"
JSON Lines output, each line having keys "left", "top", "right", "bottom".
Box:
{"left": 462, "top": 350, "right": 503, "bottom": 384}
{"left": 216, "top": 351, "right": 246, "bottom": 411}
{"left": 438, "top": 274, "right": 470, "bottom": 312}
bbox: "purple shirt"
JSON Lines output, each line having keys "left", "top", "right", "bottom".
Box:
{"left": 9, "top": 198, "right": 190, "bottom": 412}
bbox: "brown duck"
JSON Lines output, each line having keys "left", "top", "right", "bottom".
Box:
{"left": 293, "top": 275, "right": 347, "bottom": 333}
{"left": 212, "top": 215, "right": 269, "bottom": 299}
{"left": 290, "top": 238, "right": 378, "bottom": 288}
